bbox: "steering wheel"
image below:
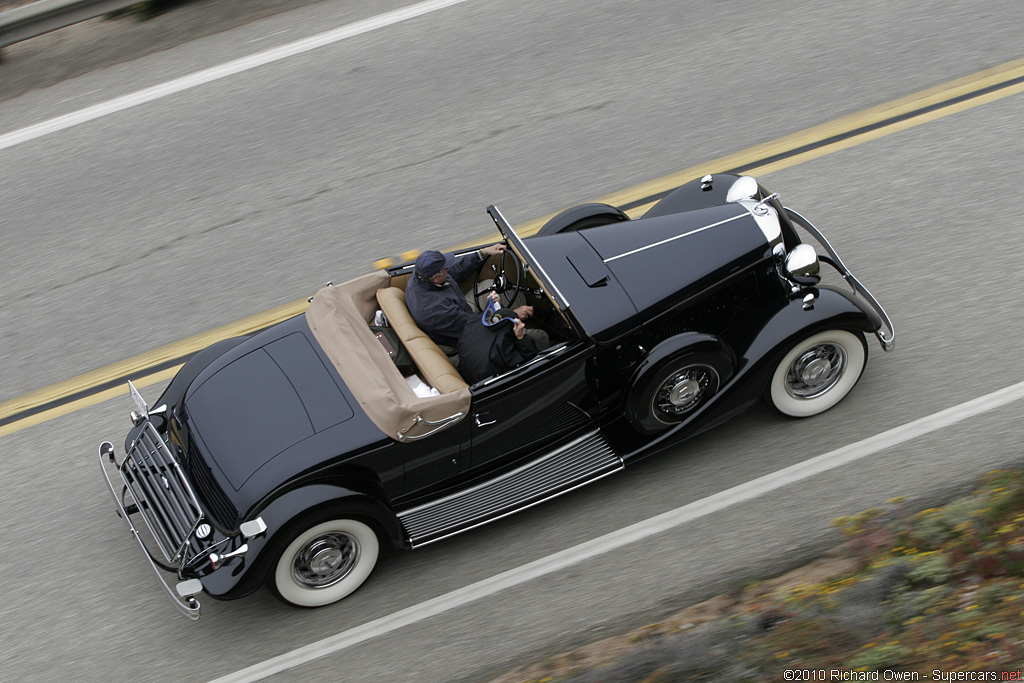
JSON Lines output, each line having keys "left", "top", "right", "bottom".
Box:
{"left": 472, "top": 247, "right": 523, "bottom": 311}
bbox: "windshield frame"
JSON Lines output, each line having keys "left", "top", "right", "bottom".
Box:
{"left": 486, "top": 205, "right": 571, "bottom": 313}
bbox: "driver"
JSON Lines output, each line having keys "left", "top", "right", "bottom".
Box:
{"left": 405, "top": 246, "right": 534, "bottom": 349}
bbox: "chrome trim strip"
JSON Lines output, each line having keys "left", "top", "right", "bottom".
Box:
{"left": 396, "top": 411, "right": 466, "bottom": 442}
{"left": 737, "top": 199, "right": 783, "bottom": 248}
{"left": 474, "top": 342, "right": 570, "bottom": 388}
{"left": 602, "top": 211, "right": 747, "bottom": 263}
{"left": 388, "top": 247, "right": 483, "bottom": 273}
{"left": 784, "top": 208, "right": 896, "bottom": 351}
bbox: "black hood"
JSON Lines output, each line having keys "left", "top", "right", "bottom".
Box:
{"left": 523, "top": 204, "right": 772, "bottom": 344}
{"left": 582, "top": 203, "right": 772, "bottom": 322}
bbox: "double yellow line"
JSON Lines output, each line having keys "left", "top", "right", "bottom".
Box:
{"left": 3, "top": 56, "right": 1024, "bottom": 438}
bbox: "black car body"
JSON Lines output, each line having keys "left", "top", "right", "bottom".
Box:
{"left": 98, "top": 174, "right": 894, "bottom": 618}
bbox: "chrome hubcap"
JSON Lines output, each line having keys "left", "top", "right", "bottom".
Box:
{"left": 669, "top": 378, "right": 700, "bottom": 407}
{"left": 292, "top": 532, "right": 360, "bottom": 589}
{"left": 654, "top": 366, "right": 718, "bottom": 417}
{"left": 786, "top": 342, "right": 847, "bottom": 399}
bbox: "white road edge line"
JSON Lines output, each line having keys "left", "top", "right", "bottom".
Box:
{"left": 210, "top": 379, "right": 1024, "bottom": 683}
{"left": 0, "top": 0, "right": 474, "bottom": 152}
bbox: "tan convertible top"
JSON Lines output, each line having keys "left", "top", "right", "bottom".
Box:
{"left": 305, "top": 272, "right": 471, "bottom": 441}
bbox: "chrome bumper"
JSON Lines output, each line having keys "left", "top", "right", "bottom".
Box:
{"left": 97, "top": 435, "right": 203, "bottom": 620}
{"left": 785, "top": 208, "right": 896, "bottom": 352}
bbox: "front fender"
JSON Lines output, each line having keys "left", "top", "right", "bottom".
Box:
{"left": 200, "top": 483, "right": 403, "bottom": 600}
{"left": 743, "top": 286, "right": 881, "bottom": 366}
{"left": 625, "top": 287, "right": 880, "bottom": 458}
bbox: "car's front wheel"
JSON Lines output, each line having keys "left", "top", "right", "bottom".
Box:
{"left": 270, "top": 517, "right": 380, "bottom": 608}
{"left": 765, "top": 329, "right": 867, "bottom": 417}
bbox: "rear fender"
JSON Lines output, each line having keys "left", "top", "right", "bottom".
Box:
{"left": 201, "top": 484, "right": 403, "bottom": 600}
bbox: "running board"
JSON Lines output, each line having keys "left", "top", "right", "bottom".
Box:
{"left": 398, "top": 430, "right": 622, "bottom": 548}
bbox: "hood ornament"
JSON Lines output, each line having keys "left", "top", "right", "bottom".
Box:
{"left": 752, "top": 192, "right": 780, "bottom": 216}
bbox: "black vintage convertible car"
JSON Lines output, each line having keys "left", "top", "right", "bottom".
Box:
{"left": 98, "top": 174, "right": 894, "bottom": 618}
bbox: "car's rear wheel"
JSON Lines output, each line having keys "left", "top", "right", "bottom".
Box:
{"left": 765, "top": 329, "right": 867, "bottom": 417}
{"left": 627, "top": 353, "right": 727, "bottom": 435}
{"left": 269, "top": 517, "right": 379, "bottom": 608}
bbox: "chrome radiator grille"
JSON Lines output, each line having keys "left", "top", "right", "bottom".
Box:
{"left": 120, "top": 422, "right": 203, "bottom": 563}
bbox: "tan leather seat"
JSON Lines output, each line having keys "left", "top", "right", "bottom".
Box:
{"left": 376, "top": 287, "right": 469, "bottom": 393}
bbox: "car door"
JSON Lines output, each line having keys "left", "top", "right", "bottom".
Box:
{"left": 468, "top": 342, "right": 597, "bottom": 470}
{"left": 398, "top": 418, "right": 471, "bottom": 496}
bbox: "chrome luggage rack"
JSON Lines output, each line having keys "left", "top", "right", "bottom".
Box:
{"left": 98, "top": 420, "right": 206, "bottom": 619}
{"left": 784, "top": 208, "right": 896, "bottom": 352}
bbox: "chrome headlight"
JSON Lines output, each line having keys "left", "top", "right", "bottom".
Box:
{"left": 784, "top": 244, "right": 821, "bottom": 286}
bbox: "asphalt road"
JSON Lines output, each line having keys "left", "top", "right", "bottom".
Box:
{"left": 2, "top": 1, "right": 1024, "bottom": 681}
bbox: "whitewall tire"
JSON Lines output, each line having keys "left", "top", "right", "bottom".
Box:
{"left": 271, "top": 518, "right": 379, "bottom": 608}
{"left": 767, "top": 329, "right": 867, "bottom": 418}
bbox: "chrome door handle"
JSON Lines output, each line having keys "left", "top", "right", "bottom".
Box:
{"left": 474, "top": 415, "right": 496, "bottom": 427}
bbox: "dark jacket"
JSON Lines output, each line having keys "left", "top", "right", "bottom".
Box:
{"left": 457, "top": 313, "right": 539, "bottom": 384}
{"left": 405, "top": 251, "right": 484, "bottom": 346}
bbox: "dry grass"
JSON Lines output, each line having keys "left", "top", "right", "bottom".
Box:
{"left": 487, "top": 468, "right": 1024, "bottom": 682}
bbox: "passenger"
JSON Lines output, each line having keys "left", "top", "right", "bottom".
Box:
{"left": 456, "top": 303, "right": 539, "bottom": 384}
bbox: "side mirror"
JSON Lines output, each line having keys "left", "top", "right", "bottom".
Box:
{"left": 784, "top": 244, "right": 821, "bottom": 286}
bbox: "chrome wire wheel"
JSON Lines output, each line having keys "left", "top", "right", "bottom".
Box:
{"left": 272, "top": 518, "right": 379, "bottom": 608}
{"left": 767, "top": 329, "right": 867, "bottom": 418}
{"left": 652, "top": 365, "right": 719, "bottom": 420}
{"left": 784, "top": 342, "right": 847, "bottom": 399}
{"left": 291, "top": 531, "right": 360, "bottom": 589}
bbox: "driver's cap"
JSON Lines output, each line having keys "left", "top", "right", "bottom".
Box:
{"left": 414, "top": 250, "right": 456, "bottom": 278}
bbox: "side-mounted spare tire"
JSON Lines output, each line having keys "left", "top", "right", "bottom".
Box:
{"left": 536, "top": 203, "right": 629, "bottom": 236}
{"left": 626, "top": 352, "right": 734, "bottom": 435}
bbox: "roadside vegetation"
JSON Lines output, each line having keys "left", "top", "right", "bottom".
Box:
{"left": 492, "top": 468, "right": 1024, "bottom": 682}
